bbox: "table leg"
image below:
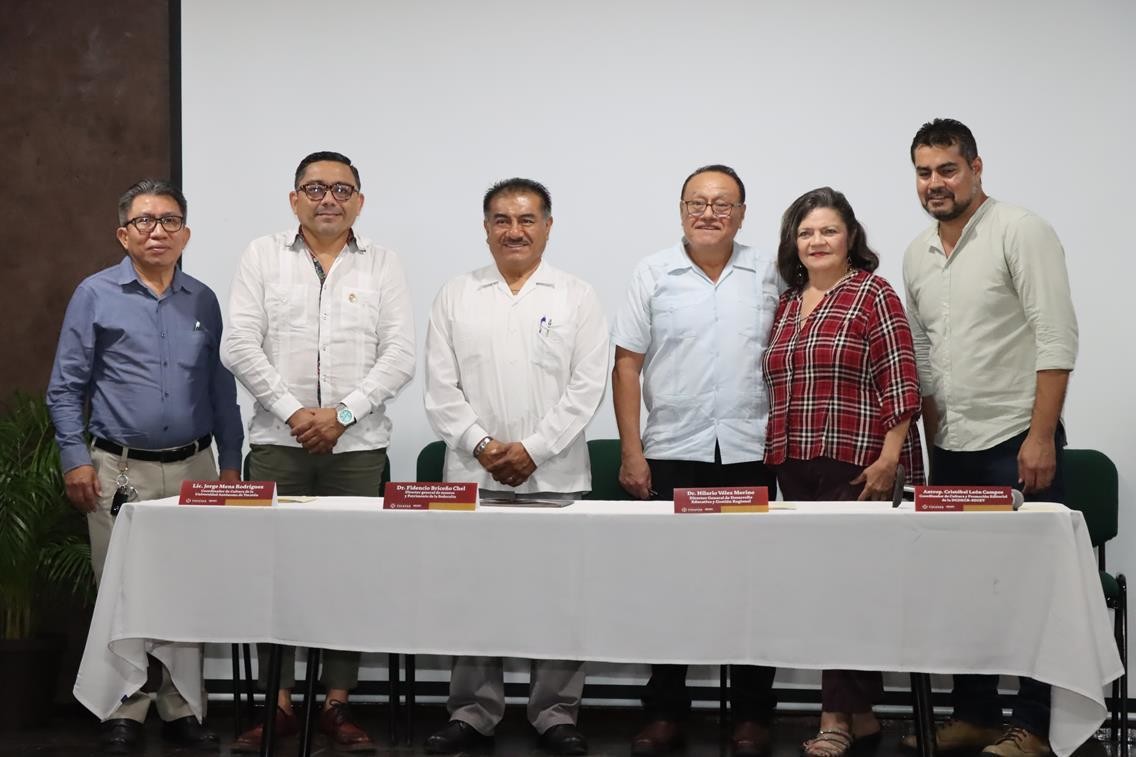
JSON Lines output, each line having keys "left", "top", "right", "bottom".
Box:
{"left": 405, "top": 654, "right": 416, "bottom": 745}
{"left": 911, "top": 673, "right": 937, "bottom": 757}
{"left": 720, "top": 665, "right": 729, "bottom": 744}
{"left": 231, "top": 643, "right": 243, "bottom": 738}
{"left": 243, "top": 644, "right": 256, "bottom": 724}
{"left": 261, "top": 644, "right": 283, "bottom": 757}
{"left": 388, "top": 653, "right": 401, "bottom": 745}
{"left": 297, "top": 648, "right": 321, "bottom": 757}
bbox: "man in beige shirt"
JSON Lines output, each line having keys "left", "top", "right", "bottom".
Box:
{"left": 901, "top": 118, "right": 1078, "bottom": 757}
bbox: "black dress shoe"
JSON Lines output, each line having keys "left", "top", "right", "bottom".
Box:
{"left": 100, "top": 718, "right": 143, "bottom": 754}
{"left": 161, "top": 715, "right": 219, "bottom": 748}
{"left": 539, "top": 723, "right": 589, "bottom": 755}
{"left": 425, "top": 720, "right": 493, "bottom": 754}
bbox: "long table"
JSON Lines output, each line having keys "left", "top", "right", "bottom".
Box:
{"left": 74, "top": 498, "right": 1123, "bottom": 756}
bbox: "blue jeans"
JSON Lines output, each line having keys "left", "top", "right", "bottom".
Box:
{"left": 932, "top": 425, "right": 1066, "bottom": 737}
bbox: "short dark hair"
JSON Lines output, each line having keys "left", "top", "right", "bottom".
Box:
{"left": 117, "top": 179, "right": 187, "bottom": 225}
{"left": 910, "top": 118, "right": 979, "bottom": 163}
{"left": 482, "top": 178, "right": 552, "bottom": 218}
{"left": 777, "top": 186, "right": 879, "bottom": 289}
{"left": 680, "top": 164, "right": 746, "bottom": 204}
{"left": 294, "top": 151, "right": 361, "bottom": 189}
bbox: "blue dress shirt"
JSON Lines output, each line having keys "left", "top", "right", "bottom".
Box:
{"left": 611, "top": 241, "right": 783, "bottom": 464}
{"left": 47, "top": 257, "right": 243, "bottom": 473}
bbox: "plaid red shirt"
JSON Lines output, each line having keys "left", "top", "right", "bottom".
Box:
{"left": 762, "top": 270, "right": 924, "bottom": 483}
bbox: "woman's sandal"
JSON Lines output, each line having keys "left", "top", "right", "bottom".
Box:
{"left": 802, "top": 729, "right": 854, "bottom": 757}
{"left": 802, "top": 728, "right": 883, "bottom": 757}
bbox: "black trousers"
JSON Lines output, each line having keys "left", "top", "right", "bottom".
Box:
{"left": 776, "top": 456, "right": 883, "bottom": 713}
{"left": 931, "top": 425, "right": 1066, "bottom": 736}
{"left": 640, "top": 446, "right": 779, "bottom": 722}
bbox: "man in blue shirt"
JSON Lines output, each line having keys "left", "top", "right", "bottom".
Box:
{"left": 47, "top": 179, "right": 243, "bottom": 754}
{"left": 612, "top": 165, "right": 783, "bottom": 757}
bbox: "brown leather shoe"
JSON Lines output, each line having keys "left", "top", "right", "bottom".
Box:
{"left": 631, "top": 720, "right": 684, "bottom": 756}
{"left": 230, "top": 707, "right": 299, "bottom": 753}
{"left": 319, "top": 700, "right": 376, "bottom": 752}
{"left": 734, "top": 720, "right": 772, "bottom": 757}
{"left": 900, "top": 719, "right": 1004, "bottom": 754}
{"left": 981, "top": 727, "right": 1051, "bottom": 757}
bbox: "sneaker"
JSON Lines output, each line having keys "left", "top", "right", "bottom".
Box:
{"left": 900, "top": 719, "right": 1004, "bottom": 753}
{"left": 981, "top": 727, "right": 1051, "bottom": 757}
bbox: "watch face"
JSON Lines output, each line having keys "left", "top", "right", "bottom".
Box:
{"left": 337, "top": 407, "right": 353, "bottom": 425}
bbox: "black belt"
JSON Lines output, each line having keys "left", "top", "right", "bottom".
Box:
{"left": 93, "top": 434, "right": 212, "bottom": 464}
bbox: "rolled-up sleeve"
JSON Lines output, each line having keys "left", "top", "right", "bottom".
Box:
{"left": 1005, "top": 214, "right": 1078, "bottom": 371}
{"left": 867, "top": 284, "right": 922, "bottom": 430}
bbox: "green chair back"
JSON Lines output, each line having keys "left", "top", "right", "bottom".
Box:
{"left": 1063, "top": 448, "right": 1119, "bottom": 547}
{"left": 584, "top": 438, "right": 632, "bottom": 500}
{"left": 417, "top": 440, "right": 447, "bottom": 482}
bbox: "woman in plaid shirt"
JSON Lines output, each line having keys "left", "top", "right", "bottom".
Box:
{"left": 762, "top": 187, "right": 924, "bottom": 757}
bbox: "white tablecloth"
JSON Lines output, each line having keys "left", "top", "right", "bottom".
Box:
{"left": 75, "top": 498, "right": 1122, "bottom": 756}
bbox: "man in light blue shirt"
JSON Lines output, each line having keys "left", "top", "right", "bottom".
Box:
{"left": 47, "top": 179, "right": 242, "bottom": 754}
{"left": 611, "top": 165, "right": 782, "bottom": 757}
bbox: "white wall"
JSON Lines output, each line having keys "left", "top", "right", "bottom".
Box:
{"left": 182, "top": 0, "right": 1136, "bottom": 689}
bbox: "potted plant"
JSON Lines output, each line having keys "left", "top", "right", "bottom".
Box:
{"left": 0, "top": 392, "right": 95, "bottom": 729}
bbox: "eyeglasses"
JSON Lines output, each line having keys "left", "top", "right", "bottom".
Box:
{"left": 682, "top": 199, "right": 741, "bottom": 217}
{"left": 123, "top": 215, "right": 186, "bottom": 233}
{"left": 297, "top": 182, "right": 359, "bottom": 202}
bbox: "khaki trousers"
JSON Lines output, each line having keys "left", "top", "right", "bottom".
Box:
{"left": 87, "top": 445, "right": 218, "bottom": 723}
{"left": 448, "top": 657, "right": 585, "bottom": 735}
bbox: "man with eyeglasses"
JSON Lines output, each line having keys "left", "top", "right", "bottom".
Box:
{"left": 611, "top": 164, "right": 783, "bottom": 757}
{"left": 47, "top": 179, "right": 243, "bottom": 753}
{"left": 222, "top": 150, "right": 415, "bottom": 753}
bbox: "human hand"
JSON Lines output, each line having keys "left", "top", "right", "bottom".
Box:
{"left": 218, "top": 468, "right": 241, "bottom": 483}
{"left": 852, "top": 456, "right": 899, "bottom": 501}
{"left": 482, "top": 442, "right": 536, "bottom": 487}
{"left": 64, "top": 465, "right": 100, "bottom": 513}
{"left": 1017, "top": 432, "right": 1056, "bottom": 494}
{"left": 292, "top": 407, "right": 345, "bottom": 454}
{"left": 618, "top": 451, "right": 653, "bottom": 499}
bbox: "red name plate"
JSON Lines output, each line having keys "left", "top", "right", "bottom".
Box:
{"left": 674, "top": 486, "right": 769, "bottom": 514}
{"left": 179, "top": 480, "right": 276, "bottom": 506}
{"left": 383, "top": 482, "right": 477, "bottom": 511}
{"left": 915, "top": 486, "right": 1014, "bottom": 512}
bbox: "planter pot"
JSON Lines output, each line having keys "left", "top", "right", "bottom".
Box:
{"left": 0, "top": 635, "right": 64, "bottom": 730}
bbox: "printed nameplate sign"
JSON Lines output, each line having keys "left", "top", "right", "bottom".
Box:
{"left": 914, "top": 486, "right": 1015, "bottom": 512}
{"left": 674, "top": 486, "right": 769, "bottom": 514}
{"left": 383, "top": 482, "right": 478, "bottom": 511}
{"left": 179, "top": 480, "right": 276, "bottom": 506}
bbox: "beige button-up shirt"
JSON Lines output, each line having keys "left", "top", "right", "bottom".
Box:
{"left": 903, "top": 198, "right": 1078, "bottom": 451}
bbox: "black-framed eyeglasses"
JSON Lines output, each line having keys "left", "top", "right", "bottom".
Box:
{"left": 682, "top": 199, "right": 741, "bottom": 217}
{"left": 123, "top": 215, "right": 186, "bottom": 233}
{"left": 298, "top": 182, "right": 359, "bottom": 202}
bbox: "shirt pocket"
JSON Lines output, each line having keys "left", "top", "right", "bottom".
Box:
{"left": 264, "top": 284, "right": 311, "bottom": 330}
{"left": 652, "top": 290, "right": 712, "bottom": 341}
{"left": 534, "top": 319, "right": 575, "bottom": 376}
{"left": 339, "top": 287, "right": 381, "bottom": 331}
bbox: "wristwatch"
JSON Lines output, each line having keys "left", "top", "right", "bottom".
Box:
{"left": 336, "top": 403, "right": 356, "bottom": 427}
{"left": 473, "top": 435, "right": 493, "bottom": 458}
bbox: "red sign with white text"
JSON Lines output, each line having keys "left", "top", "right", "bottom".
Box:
{"left": 674, "top": 486, "right": 769, "bottom": 514}
{"left": 179, "top": 480, "right": 276, "bottom": 506}
{"left": 383, "top": 482, "right": 477, "bottom": 511}
{"left": 914, "top": 486, "right": 1014, "bottom": 512}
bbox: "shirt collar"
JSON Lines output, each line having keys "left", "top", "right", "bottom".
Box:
{"left": 113, "top": 256, "right": 195, "bottom": 294}
{"left": 929, "top": 197, "right": 995, "bottom": 254}
{"left": 288, "top": 226, "right": 361, "bottom": 253}
{"left": 669, "top": 239, "right": 754, "bottom": 273}
{"left": 475, "top": 259, "right": 554, "bottom": 290}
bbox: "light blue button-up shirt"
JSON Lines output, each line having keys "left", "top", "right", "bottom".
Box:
{"left": 612, "top": 241, "right": 783, "bottom": 464}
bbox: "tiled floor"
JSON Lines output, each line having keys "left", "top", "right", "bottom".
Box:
{"left": 0, "top": 705, "right": 1120, "bottom": 757}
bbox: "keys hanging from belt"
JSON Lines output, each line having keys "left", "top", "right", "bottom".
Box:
{"left": 110, "top": 453, "right": 139, "bottom": 517}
